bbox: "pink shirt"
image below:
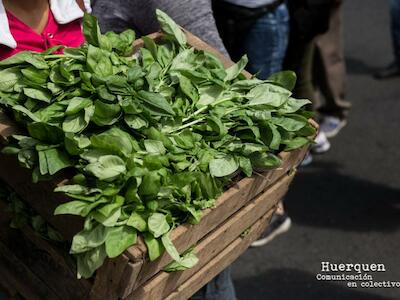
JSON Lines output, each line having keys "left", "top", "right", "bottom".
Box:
{"left": 0, "top": 10, "right": 84, "bottom": 60}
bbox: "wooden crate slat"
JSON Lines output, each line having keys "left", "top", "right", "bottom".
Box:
{"left": 117, "top": 260, "right": 145, "bottom": 299}
{"left": 0, "top": 199, "right": 91, "bottom": 300}
{"left": 126, "top": 173, "right": 293, "bottom": 300}
{"left": 0, "top": 241, "right": 61, "bottom": 300}
{"left": 0, "top": 270, "right": 23, "bottom": 300}
{"left": 0, "top": 154, "right": 81, "bottom": 240}
{"left": 164, "top": 209, "right": 275, "bottom": 300}
{"left": 90, "top": 254, "right": 136, "bottom": 300}
{"left": 125, "top": 149, "right": 304, "bottom": 291}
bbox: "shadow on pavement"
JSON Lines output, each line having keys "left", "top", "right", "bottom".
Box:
{"left": 285, "top": 161, "right": 400, "bottom": 232}
{"left": 345, "top": 56, "right": 378, "bottom": 75}
{"left": 234, "top": 268, "right": 395, "bottom": 300}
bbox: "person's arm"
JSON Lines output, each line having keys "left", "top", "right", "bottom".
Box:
{"left": 76, "top": 0, "right": 85, "bottom": 11}
{"left": 92, "top": 0, "right": 229, "bottom": 57}
{"left": 76, "top": 0, "right": 91, "bottom": 13}
{"left": 148, "top": 0, "right": 228, "bottom": 56}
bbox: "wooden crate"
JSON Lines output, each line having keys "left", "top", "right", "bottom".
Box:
{"left": 0, "top": 171, "right": 297, "bottom": 300}
{"left": 0, "top": 31, "right": 312, "bottom": 300}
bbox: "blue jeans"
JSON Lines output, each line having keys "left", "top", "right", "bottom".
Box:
{"left": 390, "top": 0, "right": 400, "bottom": 66}
{"left": 243, "top": 3, "right": 290, "bottom": 79}
{"left": 190, "top": 267, "right": 236, "bottom": 300}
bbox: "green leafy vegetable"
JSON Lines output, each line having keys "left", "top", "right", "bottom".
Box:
{"left": 0, "top": 11, "right": 313, "bottom": 279}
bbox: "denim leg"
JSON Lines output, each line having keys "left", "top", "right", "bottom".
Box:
{"left": 190, "top": 267, "right": 237, "bottom": 300}
{"left": 243, "top": 3, "right": 290, "bottom": 79}
{"left": 390, "top": 0, "right": 400, "bottom": 66}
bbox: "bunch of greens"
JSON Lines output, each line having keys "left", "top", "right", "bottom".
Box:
{"left": 0, "top": 10, "right": 314, "bottom": 278}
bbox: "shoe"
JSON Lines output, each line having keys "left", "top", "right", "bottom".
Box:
{"left": 373, "top": 62, "right": 400, "bottom": 79}
{"left": 320, "top": 116, "right": 347, "bottom": 138}
{"left": 300, "top": 152, "right": 313, "bottom": 167}
{"left": 251, "top": 213, "right": 292, "bottom": 247}
{"left": 311, "top": 131, "right": 331, "bottom": 154}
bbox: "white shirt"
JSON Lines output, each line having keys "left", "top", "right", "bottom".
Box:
{"left": 222, "top": 0, "right": 276, "bottom": 9}
{"left": 0, "top": 0, "right": 92, "bottom": 49}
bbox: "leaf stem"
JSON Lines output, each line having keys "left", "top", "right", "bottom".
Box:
{"left": 43, "top": 54, "right": 66, "bottom": 59}
{"left": 182, "top": 95, "right": 243, "bottom": 123}
{"left": 169, "top": 118, "right": 205, "bottom": 133}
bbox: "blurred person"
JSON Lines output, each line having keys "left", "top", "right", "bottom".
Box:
{"left": 212, "top": 0, "right": 292, "bottom": 248}
{"left": 284, "top": 0, "right": 333, "bottom": 160}
{"left": 314, "top": 0, "right": 351, "bottom": 138}
{"left": 0, "top": 0, "right": 91, "bottom": 60}
{"left": 213, "top": 0, "right": 289, "bottom": 78}
{"left": 92, "top": 1, "right": 236, "bottom": 299}
{"left": 374, "top": 0, "right": 400, "bottom": 79}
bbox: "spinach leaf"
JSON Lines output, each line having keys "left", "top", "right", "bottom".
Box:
{"left": 105, "top": 226, "right": 137, "bottom": 258}
{"left": 267, "top": 70, "right": 297, "bottom": 91}
{"left": 144, "top": 233, "right": 164, "bottom": 261}
{"left": 148, "top": 213, "right": 170, "bottom": 238}
{"left": 23, "top": 88, "right": 52, "bottom": 103}
{"left": 209, "top": 156, "right": 239, "bottom": 177}
{"left": 76, "top": 245, "right": 107, "bottom": 279}
{"left": 156, "top": 9, "right": 187, "bottom": 46}
{"left": 85, "top": 155, "right": 127, "bottom": 181}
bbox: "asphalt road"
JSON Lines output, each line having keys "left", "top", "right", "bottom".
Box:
{"left": 232, "top": 1, "right": 400, "bottom": 299}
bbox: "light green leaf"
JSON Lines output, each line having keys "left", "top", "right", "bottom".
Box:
{"left": 13, "top": 105, "right": 41, "bottom": 122}
{"left": 0, "top": 67, "right": 22, "bottom": 92}
{"left": 144, "top": 233, "right": 164, "bottom": 261}
{"left": 163, "top": 248, "right": 199, "bottom": 272}
{"left": 71, "top": 224, "right": 108, "bottom": 254}
{"left": 247, "top": 83, "right": 291, "bottom": 107}
{"left": 278, "top": 98, "right": 311, "bottom": 114}
{"left": 224, "top": 55, "right": 248, "bottom": 82}
{"left": 156, "top": 9, "right": 187, "bottom": 46}
{"left": 54, "top": 200, "right": 89, "bottom": 216}
{"left": 283, "top": 137, "right": 310, "bottom": 151}
{"left": 144, "top": 139, "right": 166, "bottom": 155}
{"left": 85, "top": 155, "right": 127, "bottom": 181}
{"left": 209, "top": 156, "right": 239, "bottom": 177}
{"left": 65, "top": 97, "right": 93, "bottom": 115}
{"left": 272, "top": 116, "right": 307, "bottom": 132}
{"left": 127, "top": 212, "right": 147, "bottom": 232}
{"left": 76, "top": 245, "right": 107, "bottom": 279}
{"left": 23, "top": 88, "right": 52, "bottom": 103}
{"left": 105, "top": 226, "right": 137, "bottom": 258}
{"left": 124, "top": 115, "right": 148, "bottom": 130}
{"left": 90, "top": 127, "right": 135, "bottom": 158}
{"left": 161, "top": 233, "right": 180, "bottom": 261}
{"left": 63, "top": 113, "right": 87, "bottom": 133}
{"left": 148, "top": 213, "right": 170, "bottom": 238}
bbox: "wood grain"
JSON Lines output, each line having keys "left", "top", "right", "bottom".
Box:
{"left": 125, "top": 174, "right": 293, "bottom": 300}
{"left": 126, "top": 149, "right": 304, "bottom": 291}
{"left": 164, "top": 209, "right": 276, "bottom": 300}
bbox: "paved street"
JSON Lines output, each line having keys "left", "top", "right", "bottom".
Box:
{"left": 232, "top": 1, "right": 400, "bottom": 299}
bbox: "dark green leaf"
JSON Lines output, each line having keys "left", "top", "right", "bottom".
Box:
{"left": 267, "top": 71, "right": 297, "bottom": 91}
